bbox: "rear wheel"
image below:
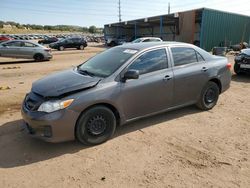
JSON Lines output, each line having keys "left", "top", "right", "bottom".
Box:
{"left": 110, "top": 41, "right": 116, "bottom": 47}
{"left": 59, "top": 46, "right": 64, "bottom": 51}
{"left": 34, "top": 54, "right": 44, "bottom": 62}
{"left": 196, "top": 81, "right": 220, "bottom": 110}
{"left": 78, "top": 45, "right": 84, "bottom": 50}
{"left": 76, "top": 106, "right": 116, "bottom": 145}
{"left": 234, "top": 62, "right": 242, "bottom": 75}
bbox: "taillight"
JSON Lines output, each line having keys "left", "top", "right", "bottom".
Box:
{"left": 226, "top": 63, "right": 231, "bottom": 70}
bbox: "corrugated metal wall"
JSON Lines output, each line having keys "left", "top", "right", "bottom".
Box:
{"left": 201, "top": 8, "right": 250, "bottom": 51}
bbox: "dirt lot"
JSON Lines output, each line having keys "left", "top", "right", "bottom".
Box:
{"left": 0, "top": 45, "right": 250, "bottom": 188}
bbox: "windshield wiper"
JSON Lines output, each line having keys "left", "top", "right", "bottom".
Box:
{"left": 77, "top": 69, "right": 95, "bottom": 77}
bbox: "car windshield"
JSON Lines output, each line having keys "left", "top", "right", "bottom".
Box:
{"left": 132, "top": 38, "right": 142, "bottom": 43}
{"left": 241, "top": 49, "right": 250, "bottom": 56}
{"left": 78, "top": 47, "right": 138, "bottom": 77}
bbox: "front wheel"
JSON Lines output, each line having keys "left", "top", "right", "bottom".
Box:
{"left": 196, "top": 81, "right": 220, "bottom": 110}
{"left": 76, "top": 106, "right": 116, "bottom": 145}
{"left": 234, "top": 62, "right": 242, "bottom": 75}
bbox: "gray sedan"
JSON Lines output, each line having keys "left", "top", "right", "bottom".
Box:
{"left": 21, "top": 42, "right": 231, "bottom": 145}
{"left": 0, "top": 40, "right": 52, "bottom": 61}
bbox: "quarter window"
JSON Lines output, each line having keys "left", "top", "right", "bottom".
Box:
{"left": 128, "top": 49, "right": 168, "bottom": 75}
{"left": 171, "top": 47, "right": 198, "bottom": 66}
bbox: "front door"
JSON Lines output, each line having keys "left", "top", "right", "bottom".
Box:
{"left": 119, "top": 48, "right": 174, "bottom": 120}
{"left": 0, "top": 41, "right": 23, "bottom": 58}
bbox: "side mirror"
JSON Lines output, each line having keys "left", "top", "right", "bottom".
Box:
{"left": 122, "top": 69, "right": 139, "bottom": 82}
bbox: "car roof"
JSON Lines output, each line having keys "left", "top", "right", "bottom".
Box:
{"left": 139, "top": 37, "right": 161, "bottom": 40}
{"left": 1, "top": 40, "right": 44, "bottom": 47}
{"left": 118, "top": 41, "right": 213, "bottom": 61}
{"left": 119, "top": 41, "right": 192, "bottom": 50}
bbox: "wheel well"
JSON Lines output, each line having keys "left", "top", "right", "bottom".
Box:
{"left": 75, "top": 103, "right": 121, "bottom": 133}
{"left": 209, "top": 78, "right": 222, "bottom": 93}
{"left": 33, "top": 53, "right": 44, "bottom": 59}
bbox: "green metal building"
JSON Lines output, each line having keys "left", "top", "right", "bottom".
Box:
{"left": 104, "top": 8, "right": 250, "bottom": 51}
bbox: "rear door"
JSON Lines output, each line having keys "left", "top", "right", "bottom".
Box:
{"left": 169, "top": 47, "right": 209, "bottom": 106}
{"left": 119, "top": 48, "right": 174, "bottom": 120}
{"left": 65, "top": 39, "right": 74, "bottom": 48}
{"left": 19, "top": 42, "right": 37, "bottom": 58}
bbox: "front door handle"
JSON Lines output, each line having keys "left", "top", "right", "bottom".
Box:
{"left": 201, "top": 67, "right": 208, "bottom": 72}
{"left": 163, "top": 75, "right": 172, "bottom": 81}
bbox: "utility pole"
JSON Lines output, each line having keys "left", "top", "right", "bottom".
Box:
{"left": 168, "top": 2, "right": 170, "bottom": 14}
{"left": 118, "top": 0, "right": 122, "bottom": 22}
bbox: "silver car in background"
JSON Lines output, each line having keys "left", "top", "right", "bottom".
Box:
{"left": 0, "top": 40, "right": 52, "bottom": 61}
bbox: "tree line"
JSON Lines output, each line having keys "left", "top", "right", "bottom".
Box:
{"left": 0, "top": 21, "right": 103, "bottom": 33}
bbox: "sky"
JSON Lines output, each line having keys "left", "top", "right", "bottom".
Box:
{"left": 1, "top": 0, "right": 250, "bottom": 27}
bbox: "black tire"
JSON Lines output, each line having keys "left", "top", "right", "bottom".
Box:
{"left": 234, "top": 62, "right": 242, "bottom": 75}
{"left": 110, "top": 41, "right": 116, "bottom": 47}
{"left": 76, "top": 106, "right": 116, "bottom": 145}
{"left": 34, "top": 53, "right": 44, "bottom": 62}
{"left": 196, "top": 81, "right": 220, "bottom": 110}
{"left": 58, "top": 46, "right": 64, "bottom": 51}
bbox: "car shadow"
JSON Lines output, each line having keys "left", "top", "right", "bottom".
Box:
{"left": 0, "top": 106, "right": 200, "bottom": 168}
{"left": 0, "top": 60, "right": 39, "bottom": 65}
{"left": 231, "top": 74, "right": 250, "bottom": 83}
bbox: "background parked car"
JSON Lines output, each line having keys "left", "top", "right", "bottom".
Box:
{"left": 0, "top": 35, "right": 13, "bottom": 43}
{"left": 0, "top": 40, "right": 52, "bottom": 61}
{"left": 38, "top": 37, "right": 58, "bottom": 45}
{"left": 49, "top": 37, "right": 87, "bottom": 51}
{"left": 212, "top": 47, "right": 227, "bottom": 56}
{"left": 234, "top": 48, "right": 250, "bottom": 74}
{"left": 131, "top": 37, "right": 163, "bottom": 43}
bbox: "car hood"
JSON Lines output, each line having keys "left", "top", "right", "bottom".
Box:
{"left": 32, "top": 69, "right": 101, "bottom": 98}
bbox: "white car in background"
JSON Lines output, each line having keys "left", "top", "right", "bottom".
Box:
{"left": 131, "top": 37, "right": 163, "bottom": 43}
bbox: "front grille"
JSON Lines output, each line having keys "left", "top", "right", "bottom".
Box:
{"left": 243, "top": 57, "right": 250, "bottom": 64}
{"left": 25, "top": 92, "right": 44, "bottom": 111}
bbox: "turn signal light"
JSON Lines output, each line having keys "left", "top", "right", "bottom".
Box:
{"left": 226, "top": 63, "right": 231, "bottom": 69}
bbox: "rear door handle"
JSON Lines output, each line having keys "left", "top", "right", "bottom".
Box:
{"left": 163, "top": 75, "right": 172, "bottom": 81}
{"left": 201, "top": 67, "right": 208, "bottom": 72}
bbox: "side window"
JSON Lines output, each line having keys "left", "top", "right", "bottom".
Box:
{"left": 128, "top": 49, "right": 168, "bottom": 75}
{"left": 150, "top": 39, "right": 161, "bottom": 42}
{"left": 74, "top": 38, "right": 81, "bottom": 42}
{"left": 66, "top": 39, "right": 73, "bottom": 43}
{"left": 5, "top": 41, "right": 22, "bottom": 47}
{"left": 143, "top": 39, "right": 151, "bottom": 42}
{"left": 23, "top": 42, "right": 36, "bottom": 47}
{"left": 196, "top": 52, "right": 205, "bottom": 62}
{"left": 171, "top": 47, "right": 198, "bottom": 66}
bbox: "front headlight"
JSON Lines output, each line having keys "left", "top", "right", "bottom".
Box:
{"left": 37, "top": 99, "right": 74, "bottom": 113}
